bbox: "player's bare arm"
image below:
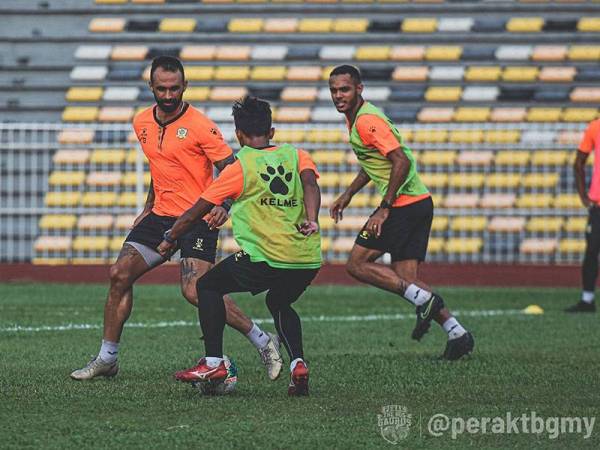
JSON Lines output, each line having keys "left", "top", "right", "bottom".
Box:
{"left": 297, "top": 169, "right": 321, "bottom": 236}
{"left": 575, "top": 150, "right": 592, "bottom": 208}
{"left": 330, "top": 168, "right": 370, "bottom": 223}
{"left": 132, "top": 180, "right": 155, "bottom": 228}
{"left": 365, "top": 148, "right": 411, "bottom": 238}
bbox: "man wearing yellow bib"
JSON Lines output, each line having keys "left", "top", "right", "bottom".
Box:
{"left": 328, "top": 65, "right": 474, "bottom": 360}
{"left": 157, "top": 96, "right": 321, "bottom": 395}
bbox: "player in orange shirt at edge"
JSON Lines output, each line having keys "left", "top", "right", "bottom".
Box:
{"left": 71, "top": 56, "right": 282, "bottom": 381}
{"left": 328, "top": 65, "right": 474, "bottom": 359}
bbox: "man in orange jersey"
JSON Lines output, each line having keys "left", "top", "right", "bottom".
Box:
{"left": 565, "top": 119, "right": 600, "bottom": 312}
{"left": 328, "top": 65, "right": 474, "bottom": 360}
{"left": 71, "top": 56, "right": 282, "bottom": 381}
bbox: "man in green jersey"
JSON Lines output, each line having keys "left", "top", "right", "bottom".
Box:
{"left": 157, "top": 96, "right": 321, "bottom": 395}
{"left": 328, "top": 65, "right": 474, "bottom": 360}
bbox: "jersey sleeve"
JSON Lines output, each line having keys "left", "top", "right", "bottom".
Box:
{"left": 579, "top": 120, "right": 600, "bottom": 154}
{"left": 297, "top": 149, "right": 319, "bottom": 178}
{"left": 200, "top": 160, "right": 244, "bottom": 204}
{"left": 355, "top": 114, "right": 402, "bottom": 156}
{"left": 197, "top": 117, "right": 234, "bottom": 163}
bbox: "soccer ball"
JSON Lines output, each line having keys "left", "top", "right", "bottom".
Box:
{"left": 192, "top": 355, "right": 238, "bottom": 396}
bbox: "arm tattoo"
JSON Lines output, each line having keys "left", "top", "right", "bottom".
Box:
{"left": 118, "top": 243, "right": 140, "bottom": 262}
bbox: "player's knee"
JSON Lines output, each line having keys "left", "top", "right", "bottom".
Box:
{"left": 109, "top": 264, "right": 131, "bottom": 289}
{"left": 346, "top": 258, "right": 362, "bottom": 279}
{"left": 181, "top": 283, "right": 198, "bottom": 306}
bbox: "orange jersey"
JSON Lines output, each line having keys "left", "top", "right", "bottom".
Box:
{"left": 133, "top": 104, "right": 233, "bottom": 217}
{"left": 354, "top": 114, "right": 430, "bottom": 208}
{"left": 201, "top": 147, "right": 318, "bottom": 205}
{"left": 579, "top": 119, "right": 600, "bottom": 202}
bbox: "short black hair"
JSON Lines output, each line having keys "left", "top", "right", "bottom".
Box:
{"left": 330, "top": 65, "right": 362, "bottom": 84}
{"left": 150, "top": 55, "right": 185, "bottom": 83}
{"left": 232, "top": 96, "right": 272, "bottom": 137}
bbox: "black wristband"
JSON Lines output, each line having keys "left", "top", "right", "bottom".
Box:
{"left": 163, "top": 230, "right": 176, "bottom": 244}
{"left": 221, "top": 199, "right": 233, "bottom": 212}
{"left": 379, "top": 200, "right": 393, "bottom": 210}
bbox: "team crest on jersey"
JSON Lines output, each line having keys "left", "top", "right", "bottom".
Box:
{"left": 176, "top": 127, "right": 188, "bottom": 140}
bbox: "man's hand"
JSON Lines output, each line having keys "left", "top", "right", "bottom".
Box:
{"left": 157, "top": 240, "right": 176, "bottom": 258}
{"left": 296, "top": 220, "right": 319, "bottom": 236}
{"left": 330, "top": 193, "right": 352, "bottom": 223}
{"left": 204, "top": 206, "right": 229, "bottom": 230}
{"left": 132, "top": 210, "right": 151, "bottom": 228}
{"left": 365, "top": 207, "right": 389, "bottom": 238}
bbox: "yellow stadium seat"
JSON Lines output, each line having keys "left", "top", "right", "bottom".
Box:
{"left": 485, "top": 173, "right": 521, "bottom": 189}
{"left": 527, "top": 217, "right": 564, "bottom": 233}
{"left": 355, "top": 46, "right": 390, "bottom": 61}
{"left": 516, "top": 194, "right": 553, "bottom": 208}
{"left": 431, "top": 216, "right": 449, "bottom": 232}
{"left": 333, "top": 19, "right": 369, "bottom": 33}
{"left": 318, "top": 172, "right": 341, "bottom": 188}
{"left": 264, "top": 18, "right": 298, "bottom": 33}
{"left": 448, "top": 173, "right": 485, "bottom": 189}
{"left": 183, "top": 87, "right": 210, "bottom": 102}
{"left": 479, "top": 193, "right": 516, "bottom": 209}
{"left": 109, "top": 236, "right": 126, "bottom": 252}
{"left": 274, "top": 107, "right": 311, "bottom": 122}
{"left": 307, "top": 129, "right": 345, "bottom": 143}
{"left": 506, "top": 17, "right": 544, "bottom": 32}
{"left": 578, "top": 17, "right": 600, "bottom": 32}
{"left": 414, "top": 131, "right": 449, "bottom": 144}
{"left": 565, "top": 216, "right": 587, "bottom": 233}
{"left": 286, "top": 66, "right": 322, "bottom": 81}
{"left": 73, "top": 236, "right": 110, "bottom": 252}
{"left": 559, "top": 239, "right": 585, "bottom": 253}
{"left": 122, "top": 171, "right": 151, "bottom": 187}
{"left": 488, "top": 216, "right": 525, "bottom": 233}
{"left": 90, "top": 149, "right": 126, "bottom": 165}
{"left": 45, "top": 192, "right": 81, "bottom": 207}
{"left": 89, "top": 18, "right": 126, "bottom": 33}
{"left": 126, "top": 149, "right": 148, "bottom": 165}
{"left": 449, "top": 130, "right": 485, "bottom": 144}
{"left": 526, "top": 108, "right": 561, "bottom": 122}
{"left": 568, "top": 46, "right": 600, "bottom": 61}
{"left": 228, "top": 18, "right": 263, "bottom": 33}
{"left": 39, "top": 214, "right": 77, "bottom": 230}
{"left": 484, "top": 130, "right": 520, "bottom": 144}
{"left": 118, "top": 192, "right": 138, "bottom": 207}
{"left": 34, "top": 236, "right": 72, "bottom": 252}
{"left": 520, "top": 238, "right": 557, "bottom": 255}
{"left": 180, "top": 45, "right": 216, "bottom": 61}
{"left": 502, "top": 67, "right": 539, "bottom": 82}
{"left": 553, "top": 194, "right": 582, "bottom": 209}
{"left": 87, "top": 171, "right": 122, "bottom": 187}
{"left": 160, "top": 18, "right": 196, "bottom": 32}
{"left": 417, "top": 108, "right": 454, "bottom": 123}
{"left": 402, "top": 18, "right": 437, "bottom": 33}
{"left": 450, "top": 216, "right": 487, "bottom": 232}
{"left": 428, "top": 237, "right": 445, "bottom": 254}
{"left": 490, "top": 108, "right": 527, "bottom": 122}
{"left": 391, "top": 66, "right": 428, "bottom": 82}
{"left": 337, "top": 215, "right": 367, "bottom": 231}
{"left": 66, "top": 87, "right": 103, "bottom": 102}
{"left": 81, "top": 192, "right": 118, "bottom": 207}
{"left": 77, "top": 214, "right": 114, "bottom": 231}
{"left": 214, "top": 66, "right": 250, "bottom": 81}
{"left": 62, "top": 107, "right": 98, "bottom": 122}
{"left": 522, "top": 172, "right": 559, "bottom": 188}
{"left": 425, "top": 87, "right": 462, "bottom": 102}
{"left": 454, "top": 108, "right": 491, "bottom": 122}
{"left": 273, "top": 129, "right": 306, "bottom": 142}
{"left": 495, "top": 150, "right": 530, "bottom": 166}
{"left": 332, "top": 237, "right": 356, "bottom": 254}
{"left": 443, "top": 194, "right": 480, "bottom": 209}
{"left": 250, "top": 66, "right": 287, "bottom": 81}
{"left": 562, "top": 108, "right": 598, "bottom": 122}
{"left": 530, "top": 150, "right": 569, "bottom": 166}
{"left": 209, "top": 86, "right": 248, "bottom": 101}
{"left": 464, "top": 66, "right": 501, "bottom": 82}
{"left": 185, "top": 67, "right": 214, "bottom": 81}
{"left": 425, "top": 46, "right": 462, "bottom": 61}
{"left": 310, "top": 150, "right": 346, "bottom": 165}
{"left": 419, "top": 173, "right": 448, "bottom": 189}
{"left": 390, "top": 46, "right": 425, "bottom": 61}
{"left": 216, "top": 46, "right": 251, "bottom": 60}
{"left": 349, "top": 193, "right": 370, "bottom": 207}
{"left": 49, "top": 171, "right": 85, "bottom": 186}
{"left": 298, "top": 18, "right": 333, "bottom": 33}
{"left": 445, "top": 237, "right": 483, "bottom": 254}
{"left": 281, "top": 87, "right": 318, "bottom": 102}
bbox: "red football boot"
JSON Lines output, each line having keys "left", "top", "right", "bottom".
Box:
{"left": 174, "top": 358, "right": 228, "bottom": 383}
{"left": 288, "top": 360, "right": 309, "bottom": 396}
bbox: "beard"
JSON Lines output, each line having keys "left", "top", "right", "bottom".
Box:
{"left": 154, "top": 92, "right": 182, "bottom": 114}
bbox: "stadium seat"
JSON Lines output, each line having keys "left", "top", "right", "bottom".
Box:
{"left": 332, "top": 237, "right": 356, "bottom": 254}
{"left": 445, "top": 237, "right": 483, "bottom": 254}
{"left": 415, "top": 131, "right": 450, "bottom": 145}
{"left": 438, "top": 17, "right": 473, "bottom": 32}
{"left": 571, "top": 87, "right": 600, "bottom": 103}
{"left": 87, "top": 171, "right": 122, "bottom": 187}
{"left": 274, "top": 107, "right": 311, "bottom": 122}
{"left": 184, "top": 66, "right": 214, "bottom": 81}
{"left": 81, "top": 192, "right": 118, "bottom": 207}
{"left": 488, "top": 216, "right": 526, "bottom": 233}
{"left": 531, "top": 151, "right": 568, "bottom": 166}
{"left": 62, "top": 107, "right": 98, "bottom": 122}
{"left": 264, "top": 18, "right": 298, "bottom": 33}
{"left": 250, "top": 66, "right": 286, "bottom": 81}
{"left": 114, "top": 214, "right": 136, "bottom": 231}
{"left": 429, "top": 66, "right": 464, "bottom": 81}
{"left": 273, "top": 129, "right": 305, "bottom": 142}
{"left": 57, "top": 129, "right": 95, "bottom": 145}
{"left": 122, "top": 171, "right": 151, "bottom": 187}
{"left": 427, "top": 237, "right": 444, "bottom": 254}
{"left": 89, "top": 18, "right": 126, "bottom": 33}
{"left": 66, "top": 87, "right": 103, "bottom": 102}
{"left": 559, "top": 239, "right": 585, "bottom": 254}
{"left": 402, "top": 18, "right": 437, "bottom": 33}
{"left": 479, "top": 193, "right": 516, "bottom": 209}
{"left": 183, "top": 87, "right": 210, "bottom": 102}
{"left": 506, "top": 17, "right": 544, "bottom": 32}
{"left": 228, "top": 18, "right": 263, "bottom": 33}
{"left": 53, "top": 150, "right": 91, "bottom": 166}
{"left": 520, "top": 238, "right": 557, "bottom": 255}
{"left": 425, "top": 46, "right": 462, "bottom": 61}
{"left": 251, "top": 46, "right": 288, "bottom": 60}
{"left": 538, "top": 67, "right": 576, "bottom": 82}
{"left": 454, "top": 107, "right": 491, "bottom": 122}
{"left": 311, "top": 107, "right": 340, "bottom": 122}
{"left": 209, "top": 87, "right": 248, "bottom": 101}
{"left": 75, "top": 45, "right": 112, "bottom": 60}
{"left": 310, "top": 150, "right": 346, "bottom": 164}
{"left": 562, "top": 108, "right": 598, "bottom": 122}
{"left": 117, "top": 192, "right": 138, "bottom": 207}
{"left": 495, "top": 45, "right": 532, "bottom": 61}
{"left": 417, "top": 107, "right": 455, "bottom": 123}
{"left": 298, "top": 18, "right": 333, "bottom": 33}
{"left": 34, "top": 236, "right": 72, "bottom": 252}
{"left": 333, "top": 19, "right": 369, "bottom": 33}
{"left": 281, "top": 87, "right": 318, "bottom": 102}
{"left": 502, "top": 67, "right": 539, "bottom": 82}
{"left": 484, "top": 130, "right": 521, "bottom": 144}
{"left": 77, "top": 215, "right": 114, "bottom": 231}
{"left": 216, "top": 46, "right": 251, "bottom": 60}
{"left": 390, "top": 46, "right": 425, "bottom": 61}
{"left": 214, "top": 66, "right": 250, "bottom": 81}
{"left": 568, "top": 46, "right": 600, "bottom": 61}
{"left": 391, "top": 66, "right": 428, "bottom": 82}
{"left": 526, "top": 108, "right": 562, "bottom": 122}
{"left": 450, "top": 216, "right": 487, "bottom": 233}
{"left": 98, "top": 107, "right": 134, "bottom": 122}
{"left": 462, "top": 46, "right": 496, "bottom": 61}
{"left": 160, "top": 18, "right": 197, "bottom": 32}
{"left": 355, "top": 46, "right": 390, "bottom": 61}
{"left": 90, "top": 149, "right": 126, "bottom": 165}
{"left": 104, "top": 87, "right": 139, "bottom": 102}
{"left": 449, "top": 130, "right": 484, "bottom": 144}
{"left": 180, "top": 45, "right": 216, "bottom": 61}
{"left": 564, "top": 216, "right": 587, "bottom": 234}
{"left": 336, "top": 215, "right": 367, "bottom": 231}
{"left": 485, "top": 173, "right": 521, "bottom": 189}
{"left": 462, "top": 87, "right": 499, "bottom": 102}
{"left": 448, "top": 173, "right": 485, "bottom": 190}
{"left": 531, "top": 45, "right": 567, "bottom": 61}
{"left": 430, "top": 216, "right": 449, "bottom": 232}
{"left": 39, "top": 214, "right": 77, "bottom": 231}
{"left": 490, "top": 108, "right": 527, "bottom": 122}
{"left": 319, "top": 46, "right": 355, "bottom": 61}
{"left": 49, "top": 171, "right": 85, "bottom": 187}
{"left": 526, "top": 217, "right": 564, "bottom": 233}
{"left": 111, "top": 45, "right": 148, "bottom": 61}
{"left": 72, "top": 236, "right": 110, "bottom": 253}
{"left": 516, "top": 194, "right": 553, "bottom": 208}
{"left": 457, "top": 150, "right": 493, "bottom": 165}
{"left": 578, "top": 17, "right": 600, "bottom": 32}
{"left": 522, "top": 172, "right": 559, "bottom": 189}
{"left": 306, "top": 129, "right": 345, "bottom": 143}
{"left": 472, "top": 18, "right": 506, "bottom": 33}
{"left": 443, "top": 193, "right": 480, "bottom": 208}
{"left": 464, "top": 66, "right": 501, "bottom": 82}
{"left": 425, "top": 87, "right": 462, "bottom": 102}
{"left": 45, "top": 192, "right": 82, "bottom": 207}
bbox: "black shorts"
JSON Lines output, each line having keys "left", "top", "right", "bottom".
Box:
{"left": 125, "top": 212, "right": 218, "bottom": 263}
{"left": 196, "top": 251, "right": 319, "bottom": 301}
{"left": 355, "top": 196, "right": 433, "bottom": 262}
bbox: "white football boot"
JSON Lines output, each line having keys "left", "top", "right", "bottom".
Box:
{"left": 70, "top": 356, "right": 119, "bottom": 380}
{"left": 258, "top": 332, "right": 283, "bottom": 381}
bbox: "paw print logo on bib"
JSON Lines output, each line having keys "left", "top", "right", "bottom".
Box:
{"left": 260, "top": 164, "right": 293, "bottom": 195}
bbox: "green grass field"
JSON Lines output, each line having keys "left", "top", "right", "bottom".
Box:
{"left": 1, "top": 283, "right": 599, "bottom": 449}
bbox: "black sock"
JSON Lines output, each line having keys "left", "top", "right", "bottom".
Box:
{"left": 266, "top": 295, "right": 304, "bottom": 360}
{"left": 197, "top": 288, "right": 225, "bottom": 357}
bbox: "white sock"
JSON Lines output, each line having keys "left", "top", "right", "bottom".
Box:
{"left": 443, "top": 318, "right": 467, "bottom": 340}
{"left": 205, "top": 356, "right": 223, "bottom": 368}
{"left": 99, "top": 340, "right": 119, "bottom": 363}
{"left": 582, "top": 291, "right": 595, "bottom": 304}
{"left": 290, "top": 358, "right": 304, "bottom": 372}
{"left": 246, "top": 322, "right": 271, "bottom": 349}
{"left": 403, "top": 284, "right": 432, "bottom": 306}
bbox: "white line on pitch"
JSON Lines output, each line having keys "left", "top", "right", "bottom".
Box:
{"left": 0, "top": 308, "right": 535, "bottom": 333}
